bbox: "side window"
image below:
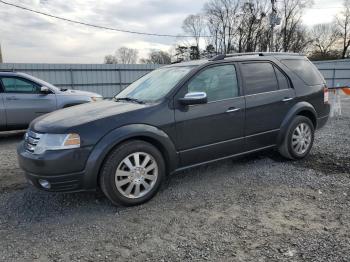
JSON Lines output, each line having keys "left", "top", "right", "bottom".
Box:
{"left": 1, "top": 77, "right": 40, "bottom": 93}
{"left": 241, "top": 62, "right": 278, "bottom": 95}
{"left": 188, "top": 64, "right": 239, "bottom": 102}
{"left": 274, "top": 66, "right": 290, "bottom": 90}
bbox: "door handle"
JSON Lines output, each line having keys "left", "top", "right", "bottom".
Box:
{"left": 6, "top": 96, "right": 19, "bottom": 101}
{"left": 282, "top": 97, "right": 293, "bottom": 102}
{"left": 226, "top": 107, "right": 240, "bottom": 113}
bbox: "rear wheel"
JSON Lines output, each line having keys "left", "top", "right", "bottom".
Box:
{"left": 279, "top": 116, "right": 315, "bottom": 160}
{"left": 100, "top": 140, "right": 165, "bottom": 206}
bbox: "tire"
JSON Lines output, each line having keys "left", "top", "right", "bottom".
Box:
{"left": 279, "top": 116, "right": 315, "bottom": 160}
{"left": 99, "top": 140, "right": 165, "bottom": 206}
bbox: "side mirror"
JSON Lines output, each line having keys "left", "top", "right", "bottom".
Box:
{"left": 40, "top": 86, "right": 51, "bottom": 94}
{"left": 178, "top": 92, "right": 207, "bottom": 105}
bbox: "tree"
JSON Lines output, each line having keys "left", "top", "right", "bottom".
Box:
{"left": 174, "top": 45, "right": 189, "bottom": 62}
{"left": 140, "top": 50, "right": 171, "bottom": 64}
{"left": 278, "top": 0, "right": 313, "bottom": 53}
{"left": 104, "top": 54, "right": 116, "bottom": 64}
{"left": 182, "top": 14, "right": 206, "bottom": 50}
{"left": 104, "top": 47, "right": 139, "bottom": 64}
{"left": 311, "top": 23, "right": 340, "bottom": 57}
{"left": 189, "top": 46, "right": 200, "bottom": 60}
{"left": 337, "top": 0, "right": 350, "bottom": 58}
{"left": 115, "top": 47, "right": 138, "bottom": 64}
{"left": 202, "top": 44, "right": 216, "bottom": 58}
{"left": 237, "top": 0, "right": 270, "bottom": 52}
{"left": 204, "top": 0, "right": 240, "bottom": 54}
{"left": 308, "top": 50, "right": 342, "bottom": 61}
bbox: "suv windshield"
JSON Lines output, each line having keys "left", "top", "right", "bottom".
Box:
{"left": 115, "top": 66, "right": 194, "bottom": 103}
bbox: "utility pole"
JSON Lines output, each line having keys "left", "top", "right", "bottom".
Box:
{"left": 270, "top": 0, "right": 278, "bottom": 52}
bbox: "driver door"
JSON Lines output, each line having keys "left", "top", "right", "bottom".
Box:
{"left": 0, "top": 77, "right": 57, "bottom": 127}
{"left": 174, "top": 64, "right": 245, "bottom": 167}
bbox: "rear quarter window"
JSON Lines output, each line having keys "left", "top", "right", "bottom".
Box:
{"left": 281, "top": 59, "right": 324, "bottom": 86}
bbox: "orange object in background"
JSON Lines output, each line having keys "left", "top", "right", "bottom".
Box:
{"left": 342, "top": 88, "right": 350, "bottom": 95}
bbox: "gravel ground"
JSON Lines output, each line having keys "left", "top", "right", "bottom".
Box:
{"left": 0, "top": 97, "right": 349, "bottom": 262}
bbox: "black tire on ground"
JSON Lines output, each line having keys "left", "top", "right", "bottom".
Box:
{"left": 279, "top": 115, "right": 315, "bottom": 160}
{"left": 99, "top": 140, "right": 166, "bottom": 206}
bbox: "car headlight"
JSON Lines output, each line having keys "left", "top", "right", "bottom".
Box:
{"left": 91, "top": 96, "right": 103, "bottom": 102}
{"left": 34, "top": 133, "right": 80, "bottom": 154}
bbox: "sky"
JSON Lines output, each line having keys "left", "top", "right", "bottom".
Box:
{"left": 0, "top": 0, "right": 344, "bottom": 63}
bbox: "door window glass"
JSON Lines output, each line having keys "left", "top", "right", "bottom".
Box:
{"left": 1, "top": 77, "right": 39, "bottom": 93}
{"left": 188, "top": 64, "right": 239, "bottom": 102}
{"left": 241, "top": 62, "right": 278, "bottom": 95}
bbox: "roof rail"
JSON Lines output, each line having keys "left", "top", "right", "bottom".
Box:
{"left": 209, "top": 52, "right": 303, "bottom": 61}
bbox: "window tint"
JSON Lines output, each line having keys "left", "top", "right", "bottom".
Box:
{"left": 274, "top": 66, "right": 290, "bottom": 90}
{"left": 1, "top": 77, "right": 39, "bottom": 93}
{"left": 188, "top": 64, "right": 239, "bottom": 102}
{"left": 281, "top": 59, "right": 323, "bottom": 86}
{"left": 241, "top": 62, "right": 278, "bottom": 95}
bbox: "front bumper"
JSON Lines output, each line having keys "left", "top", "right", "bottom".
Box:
{"left": 25, "top": 171, "right": 87, "bottom": 192}
{"left": 17, "top": 142, "right": 95, "bottom": 192}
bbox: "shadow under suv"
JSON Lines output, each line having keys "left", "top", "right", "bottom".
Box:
{"left": 17, "top": 53, "right": 330, "bottom": 206}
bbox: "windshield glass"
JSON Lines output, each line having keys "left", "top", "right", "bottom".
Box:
{"left": 20, "top": 73, "right": 60, "bottom": 91}
{"left": 115, "top": 66, "right": 194, "bottom": 102}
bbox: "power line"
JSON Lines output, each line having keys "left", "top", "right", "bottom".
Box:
{"left": 0, "top": 0, "right": 209, "bottom": 38}
{"left": 0, "top": 0, "right": 344, "bottom": 39}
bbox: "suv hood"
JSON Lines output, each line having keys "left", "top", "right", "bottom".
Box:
{"left": 31, "top": 100, "right": 149, "bottom": 133}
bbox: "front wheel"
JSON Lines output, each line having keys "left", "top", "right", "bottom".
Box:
{"left": 99, "top": 140, "right": 165, "bottom": 206}
{"left": 279, "top": 116, "right": 315, "bottom": 160}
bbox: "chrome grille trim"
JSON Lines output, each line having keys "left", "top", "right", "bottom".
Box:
{"left": 24, "top": 131, "right": 43, "bottom": 153}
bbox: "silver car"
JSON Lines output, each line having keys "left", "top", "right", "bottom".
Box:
{"left": 0, "top": 71, "right": 103, "bottom": 131}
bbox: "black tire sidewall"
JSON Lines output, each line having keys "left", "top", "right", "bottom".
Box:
{"left": 287, "top": 116, "right": 315, "bottom": 159}
{"left": 100, "top": 140, "right": 165, "bottom": 206}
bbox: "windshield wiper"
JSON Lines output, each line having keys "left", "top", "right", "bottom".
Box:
{"left": 114, "top": 97, "right": 145, "bottom": 104}
{"left": 60, "top": 88, "right": 68, "bottom": 91}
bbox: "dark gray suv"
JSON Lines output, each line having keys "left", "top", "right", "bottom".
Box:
{"left": 17, "top": 53, "right": 330, "bottom": 206}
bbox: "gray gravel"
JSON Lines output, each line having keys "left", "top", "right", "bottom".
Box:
{"left": 0, "top": 97, "right": 349, "bottom": 262}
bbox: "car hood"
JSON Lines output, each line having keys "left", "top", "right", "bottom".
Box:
{"left": 60, "top": 89, "right": 102, "bottom": 97}
{"left": 31, "top": 100, "right": 149, "bottom": 133}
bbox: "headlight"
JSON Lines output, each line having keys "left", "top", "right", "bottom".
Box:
{"left": 34, "top": 133, "right": 80, "bottom": 154}
{"left": 91, "top": 97, "right": 103, "bottom": 102}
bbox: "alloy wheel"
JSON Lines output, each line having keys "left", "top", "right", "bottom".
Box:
{"left": 115, "top": 152, "right": 158, "bottom": 199}
{"left": 291, "top": 122, "right": 312, "bottom": 155}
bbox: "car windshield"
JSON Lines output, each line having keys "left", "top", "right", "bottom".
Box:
{"left": 115, "top": 66, "right": 194, "bottom": 103}
{"left": 20, "top": 73, "right": 60, "bottom": 91}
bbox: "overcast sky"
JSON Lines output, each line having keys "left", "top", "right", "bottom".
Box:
{"left": 0, "top": 0, "right": 344, "bottom": 63}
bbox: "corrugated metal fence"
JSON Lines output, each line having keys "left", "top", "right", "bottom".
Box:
{"left": 0, "top": 60, "right": 349, "bottom": 98}
{"left": 0, "top": 63, "right": 161, "bottom": 98}
{"left": 314, "top": 59, "right": 350, "bottom": 88}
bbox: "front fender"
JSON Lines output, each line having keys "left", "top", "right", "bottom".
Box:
{"left": 277, "top": 101, "right": 317, "bottom": 145}
{"left": 82, "top": 124, "right": 178, "bottom": 190}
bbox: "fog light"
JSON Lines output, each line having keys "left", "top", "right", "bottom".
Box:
{"left": 38, "top": 179, "right": 51, "bottom": 189}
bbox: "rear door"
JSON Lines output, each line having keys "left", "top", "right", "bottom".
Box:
{"left": 174, "top": 63, "right": 245, "bottom": 167}
{"left": 240, "top": 61, "right": 296, "bottom": 150}
{"left": 0, "top": 76, "right": 57, "bottom": 128}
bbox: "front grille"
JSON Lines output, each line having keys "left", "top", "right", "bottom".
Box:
{"left": 24, "top": 131, "right": 43, "bottom": 153}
